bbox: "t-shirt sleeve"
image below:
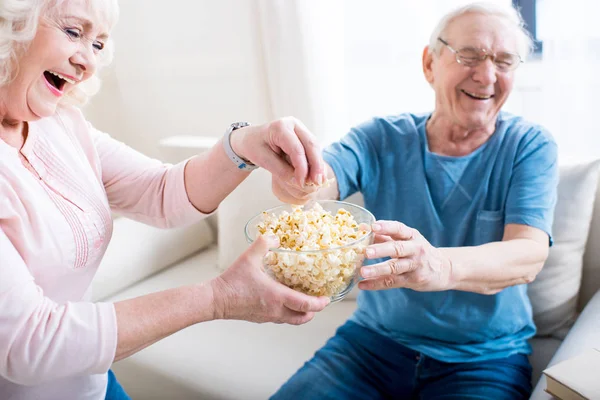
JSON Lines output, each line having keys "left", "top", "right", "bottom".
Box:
{"left": 323, "top": 119, "right": 381, "bottom": 201}
{"left": 505, "top": 129, "right": 559, "bottom": 245}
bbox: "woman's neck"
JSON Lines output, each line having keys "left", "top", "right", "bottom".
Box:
{"left": 0, "top": 95, "right": 27, "bottom": 149}
{"left": 0, "top": 118, "right": 27, "bottom": 150}
{"left": 426, "top": 112, "right": 496, "bottom": 157}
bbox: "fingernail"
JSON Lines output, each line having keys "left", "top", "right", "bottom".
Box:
{"left": 372, "top": 224, "right": 381, "bottom": 232}
{"left": 318, "top": 174, "right": 324, "bottom": 185}
{"left": 362, "top": 267, "right": 373, "bottom": 278}
{"left": 289, "top": 177, "right": 299, "bottom": 187}
{"left": 266, "top": 234, "right": 279, "bottom": 244}
{"left": 365, "top": 248, "right": 374, "bottom": 258}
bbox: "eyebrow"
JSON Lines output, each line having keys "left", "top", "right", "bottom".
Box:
{"left": 64, "top": 15, "right": 109, "bottom": 40}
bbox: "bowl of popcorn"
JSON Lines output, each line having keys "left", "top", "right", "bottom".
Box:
{"left": 244, "top": 200, "right": 375, "bottom": 303}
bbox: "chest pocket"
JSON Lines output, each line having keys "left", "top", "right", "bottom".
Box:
{"left": 476, "top": 210, "right": 505, "bottom": 245}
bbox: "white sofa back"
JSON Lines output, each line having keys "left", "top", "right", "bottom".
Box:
{"left": 580, "top": 170, "right": 600, "bottom": 309}
{"left": 92, "top": 218, "right": 215, "bottom": 301}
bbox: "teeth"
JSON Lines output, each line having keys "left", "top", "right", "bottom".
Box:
{"left": 463, "top": 90, "right": 492, "bottom": 100}
{"left": 48, "top": 71, "right": 76, "bottom": 85}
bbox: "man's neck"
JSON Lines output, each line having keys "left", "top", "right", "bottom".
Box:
{"left": 426, "top": 113, "right": 496, "bottom": 157}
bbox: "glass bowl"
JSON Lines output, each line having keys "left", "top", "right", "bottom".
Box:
{"left": 244, "top": 200, "right": 375, "bottom": 303}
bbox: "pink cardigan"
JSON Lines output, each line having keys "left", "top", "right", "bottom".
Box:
{"left": 0, "top": 106, "right": 207, "bottom": 399}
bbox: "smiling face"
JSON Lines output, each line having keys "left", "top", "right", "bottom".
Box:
{"left": 423, "top": 12, "right": 518, "bottom": 131}
{"left": 2, "top": 0, "right": 110, "bottom": 121}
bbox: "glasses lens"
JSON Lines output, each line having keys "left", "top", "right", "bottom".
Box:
{"left": 494, "top": 53, "right": 520, "bottom": 71}
{"left": 456, "top": 48, "right": 483, "bottom": 66}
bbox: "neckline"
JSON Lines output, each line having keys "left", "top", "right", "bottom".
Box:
{"left": 421, "top": 113, "right": 503, "bottom": 161}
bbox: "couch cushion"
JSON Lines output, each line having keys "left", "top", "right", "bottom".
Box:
{"left": 107, "top": 246, "right": 357, "bottom": 400}
{"left": 529, "top": 337, "right": 562, "bottom": 389}
{"left": 92, "top": 217, "right": 215, "bottom": 301}
{"left": 580, "top": 171, "right": 600, "bottom": 310}
{"left": 528, "top": 160, "right": 600, "bottom": 337}
{"left": 530, "top": 291, "right": 600, "bottom": 400}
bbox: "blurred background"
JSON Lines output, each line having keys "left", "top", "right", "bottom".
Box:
{"left": 83, "top": 0, "right": 600, "bottom": 161}
{"left": 80, "top": 0, "right": 600, "bottom": 269}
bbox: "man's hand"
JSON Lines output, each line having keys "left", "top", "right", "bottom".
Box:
{"left": 358, "top": 220, "right": 454, "bottom": 292}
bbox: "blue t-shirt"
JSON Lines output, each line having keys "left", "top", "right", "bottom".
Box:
{"left": 323, "top": 112, "right": 558, "bottom": 362}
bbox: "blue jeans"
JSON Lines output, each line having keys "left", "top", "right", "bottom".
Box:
{"left": 105, "top": 370, "right": 131, "bottom": 400}
{"left": 271, "top": 321, "right": 532, "bottom": 400}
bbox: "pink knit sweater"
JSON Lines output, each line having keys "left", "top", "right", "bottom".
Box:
{"left": 0, "top": 106, "right": 207, "bottom": 399}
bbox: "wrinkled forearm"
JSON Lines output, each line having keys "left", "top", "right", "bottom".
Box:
{"left": 113, "top": 282, "right": 216, "bottom": 362}
{"left": 183, "top": 139, "right": 251, "bottom": 214}
{"left": 442, "top": 238, "right": 548, "bottom": 295}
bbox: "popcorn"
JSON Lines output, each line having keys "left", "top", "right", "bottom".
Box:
{"left": 256, "top": 203, "right": 370, "bottom": 297}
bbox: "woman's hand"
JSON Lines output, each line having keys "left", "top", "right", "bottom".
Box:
{"left": 210, "top": 235, "right": 330, "bottom": 325}
{"left": 230, "top": 117, "right": 326, "bottom": 205}
{"left": 358, "top": 220, "right": 454, "bottom": 292}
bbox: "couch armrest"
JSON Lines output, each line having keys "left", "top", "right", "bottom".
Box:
{"left": 530, "top": 290, "right": 600, "bottom": 399}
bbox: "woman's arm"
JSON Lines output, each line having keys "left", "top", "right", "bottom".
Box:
{"left": 114, "top": 235, "right": 329, "bottom": 361}
{"left": 93, "top": 115, "right": 326, "bottom": 221}
{"left": 184, "top": 117, "right": 327, "bottom": 213}
{"left": 0, "top": 232, "right": 328, "bottom": 384}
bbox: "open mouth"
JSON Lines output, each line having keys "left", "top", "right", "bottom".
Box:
{"left": 461, "top": 89, "right": 494, "bottom": 100}
{"left": 43, "top": 71, "right": 74, "bottom": 92}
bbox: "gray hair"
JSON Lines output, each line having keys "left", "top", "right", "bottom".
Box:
{"left": 429, "top": 2, "right": 534, "bottom": 60}
{"left": 0, "top": 0, "right": 119, "bottom": 106}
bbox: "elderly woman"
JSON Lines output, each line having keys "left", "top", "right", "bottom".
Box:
{"left": 271, "top": 2, "right": 558, "bottom": 400}
{"left": 0, "top": 0, "right": 331, "bottom": 399}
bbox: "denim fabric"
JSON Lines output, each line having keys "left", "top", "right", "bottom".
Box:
{"left": 271, "top": 321, "right": 532, "bottom": 400}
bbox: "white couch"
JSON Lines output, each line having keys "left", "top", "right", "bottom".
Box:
{"left": 93, "top": 159, "right": 600, "bottom": 400}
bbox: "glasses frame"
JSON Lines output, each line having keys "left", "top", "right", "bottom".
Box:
{"left": 437, "top": 37, "right": 523, "bottom": 72}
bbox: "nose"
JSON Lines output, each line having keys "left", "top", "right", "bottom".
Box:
{"left": 472, "top": 57, "right": 497, "bottom": 86}
{"left": 69, "top": 44, "right": 98, "bottom": 76}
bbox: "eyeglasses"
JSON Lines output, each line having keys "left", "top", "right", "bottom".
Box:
{"left": 437, "top": 38, "right": 522, "bottom": 72}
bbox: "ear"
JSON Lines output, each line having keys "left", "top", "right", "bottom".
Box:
{"left": 422, "top": 45, "right": 435, "bottom": 85}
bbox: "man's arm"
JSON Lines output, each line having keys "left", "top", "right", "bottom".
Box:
{"left": 441, "top": 223, "right": 549, "bottom": 294}
{"left": 358, "top": 221, "right": 549, "bottom": 295}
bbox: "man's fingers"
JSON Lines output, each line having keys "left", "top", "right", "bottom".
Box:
{"left": 360, "top": 259, "right": 415, "bottom": 279}
{"left": 371, "top": 220, "right": 416, "bottom": 240}
{"left": 365, "top": 240, "right": 417, "bottom": 259}
{"left": 373, "top": 234, "right": 394, "bottom": 244}
{"left": 358, "top": 275, "right": 406, "bottom": 291}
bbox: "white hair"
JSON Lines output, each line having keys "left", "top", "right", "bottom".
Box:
{"left": 429, "top": 2, "right": 534, "bottom": 60}
{"left": 0, "top": 0, "right": 120, "bottom": 106}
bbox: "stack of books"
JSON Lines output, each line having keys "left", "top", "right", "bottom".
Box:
{"left": 543, "top": 348, "right": 600, "bottom": 400}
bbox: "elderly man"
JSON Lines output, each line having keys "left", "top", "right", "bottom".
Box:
{"left": 270, "top": 2, "right": 558, "bottom": 399}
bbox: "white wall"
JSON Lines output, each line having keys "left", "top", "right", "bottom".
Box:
{"left": 83, "top": 0, "right": 271, "bottom": 159}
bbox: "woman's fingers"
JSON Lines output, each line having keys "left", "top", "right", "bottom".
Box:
{"left": 288, "top": 118, "right": 325, "bottom": 185}
{"left": 268, "top": 119, "right": 310, "bottom": 187}
{"left": 282, "top": 290, "right": 330, "bottom": 313}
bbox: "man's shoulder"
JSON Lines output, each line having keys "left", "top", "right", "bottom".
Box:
{"left": 354, "top": 112, "right": 428, "bottom": 139}
{"left": 499, "top": 112, "right": 555, "bottom": 145}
